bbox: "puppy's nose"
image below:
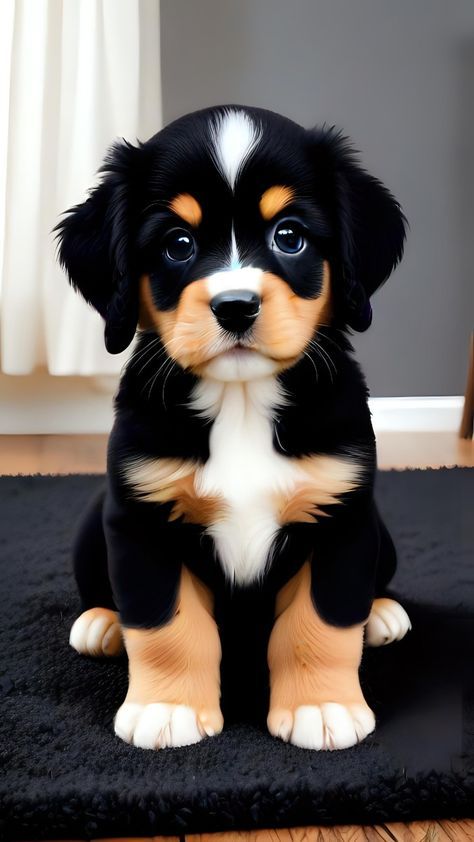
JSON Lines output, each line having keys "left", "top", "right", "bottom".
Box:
{"left": 210, "top": 290, "right": 261, "bottom": 335}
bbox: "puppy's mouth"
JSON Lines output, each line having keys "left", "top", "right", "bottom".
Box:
{"left": 197, "top": 333, "right": 278, "bottom": 381}
{"left": 203, "top": 331, "right": 256, "bottom": 357}
{"left": 221, "top": 338, "right": 257, "bottom": 353}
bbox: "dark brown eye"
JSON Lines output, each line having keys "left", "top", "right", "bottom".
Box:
{"left": 164, "top": 229, "right": 195, "bottom": 262}
{"left": 273, "top": 220, "right": 305, "bottom": 254}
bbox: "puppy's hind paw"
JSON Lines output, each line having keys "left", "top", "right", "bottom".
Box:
{"left": 365, "top": 598, "right": 411, "bottom": 647}
{"left": 69, "top": 607, "right": 124, "bottom": 657}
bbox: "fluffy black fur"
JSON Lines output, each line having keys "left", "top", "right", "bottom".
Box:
{"left": 56, "top": 105, "right": 406, "bottom": 634}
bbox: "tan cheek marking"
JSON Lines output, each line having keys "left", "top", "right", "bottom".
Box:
{"left": 171, "top": 280, "right": 218, "bottom": 367}
{"left": 139, "top": 275, "right": 220, "bottom": 370}
{"left": 139, "top": 273, "right": 166, "bottom": 331}
{"left": 256, "top": 264, "right": 332, "bottom": 363}
{"left": 138, "top": 273, "right": 157, "bottom": 330}
{"left": 169, "top": 193, "right": 202, "bottom": 227}
{"left": 123, "top": 566, "right": 222, "bottom": 733}
{"left": 259, "top": 185, "right": 295, "bottom": 220}
{"left": 278, "top": 454, "right": 364, "bottom": 525}
{"left": 124, "top": 456, "right": 227, "bottom": 526}
{"left": 268, "top": 562, "right": 366, "bottom": 713}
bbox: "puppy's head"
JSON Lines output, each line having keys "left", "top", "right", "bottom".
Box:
{"left": 57, "top": 106, "right": 406, "bottom": 382}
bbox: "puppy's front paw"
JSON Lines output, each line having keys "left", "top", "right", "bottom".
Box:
{"left": 114, "top": 702, "right": 223, "bottom": 749}
{"left": 268, "top": 702, "right": 375, "bottom": 750}
{"left": 365, "top": 598, "right": 411, "bottom": 647}
{"left": 69, "top": 607, "right": 124, "bottom": 656}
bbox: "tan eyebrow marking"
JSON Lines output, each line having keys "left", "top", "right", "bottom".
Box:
{"left": 259, "top": 185, "right": 295, "bottom": 220}
{"left": 169, "top": 193, "right": 202, "bottom": 227}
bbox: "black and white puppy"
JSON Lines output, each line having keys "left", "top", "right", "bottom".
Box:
{"left": 58, "top": 105, "right": 410, "bottom": 751}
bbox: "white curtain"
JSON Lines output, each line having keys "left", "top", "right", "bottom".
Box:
{"left": 0, "top": 0, "right": 162, "bottom": 375}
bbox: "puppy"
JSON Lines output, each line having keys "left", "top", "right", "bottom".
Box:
{"left": 57, "top": 105, "right": 411, "bottom": 751}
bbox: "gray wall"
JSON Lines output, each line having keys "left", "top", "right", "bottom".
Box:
{"left": 160, "top": 0, "right": 474, "bottom": 396}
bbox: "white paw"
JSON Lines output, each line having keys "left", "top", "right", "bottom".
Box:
{"left": 69, "top": 607, "right": 124, "bottom": 657}
{"left": 114, "top": 702, "right": 219, "bottom": 749}
{"left": 365, "top": 598, "right": 412, "bottom": 647}
{"left": 268, "top": 703, "right": 375, "bottom": 750}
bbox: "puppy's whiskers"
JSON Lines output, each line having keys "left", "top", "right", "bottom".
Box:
{"left": 303, "top": 350, "right": 319, "bottom": 387}
{"left": 307, "top": 338, "right": 336, "bottom": 383}
{"left": 128, "top": 336, "right": 163, "bottom": 372}
{"left": 206, "top": 330, "right": 236, "bottom": 357}
{"left": 316, "top": 326, "right": 344, "bottom": 353}
{"left": 136, "top": 343, "right": 168, "bottom": 377}
{"left": 313, "top": 339, "right": 337, "bottom": 376}
{"left": 144, "top": 355, "right": 178, "bottom": 404}
{"left": 161, "top": 357, "right": 178, "bottom": 409}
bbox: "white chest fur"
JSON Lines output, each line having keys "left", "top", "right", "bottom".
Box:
{"left": 125, "top": 379, "right": 364, "bottom": 587}
{"left": 191, "top": 378, "right": 304, "bottom": 585}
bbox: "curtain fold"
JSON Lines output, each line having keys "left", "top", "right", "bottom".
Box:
{"left": 0, "top": 0, "right": 162, "bottom": 375}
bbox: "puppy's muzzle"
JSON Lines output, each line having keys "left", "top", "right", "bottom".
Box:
{"left": 210, "top": 290, "right": 261, "bottom": 336}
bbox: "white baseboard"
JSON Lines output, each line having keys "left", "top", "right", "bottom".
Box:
{"left": 0, "top": 373, "right": 464, "bottom": 434}
{"left": 0, "top": 373, "right": 116, "bottom": 434}
{"left": 369, "top": 396, "right": 464, "bottom": 433}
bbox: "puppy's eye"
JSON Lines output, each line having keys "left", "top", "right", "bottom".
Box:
{"left": 273, "top": 220, "right": 305, "bottom": 254}
{"left": 163, "top": 229, "right": 195, "bottom": 262}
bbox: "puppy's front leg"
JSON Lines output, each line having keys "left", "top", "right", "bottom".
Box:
{"left": 268, "top": 508, "right": 379, "bottom": 750}
{"left": 117, "top": 567, "right": 222, "bottom": 749}
{"left": 268, "top": 563, "right": 373, "bottom": 749}
{"left": 104, "top": 493, "right": 222, "bottom": 749}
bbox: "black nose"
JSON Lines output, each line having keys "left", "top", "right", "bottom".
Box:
{"left": 210, "top": 289, "right": 261, "bottom": 335}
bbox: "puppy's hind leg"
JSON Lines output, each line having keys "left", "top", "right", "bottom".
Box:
{"left": 365, "top": 510, "right": 411, "bottom": 647}
{"left": 69, "top": 490, "right": 123, "bottom": 657}
{"left": 365, "top": 598, "right": 411, "bottom": 647}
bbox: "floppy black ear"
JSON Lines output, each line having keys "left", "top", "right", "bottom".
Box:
{"left": 312, "top": 130, "right": 407, "bottom": 331}
{"left": 55, "top": 140, "right": 141, "bottom": 353}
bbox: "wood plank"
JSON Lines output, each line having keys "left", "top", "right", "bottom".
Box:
{"left": 0, "top": 432, "right": 473, "bottom": 476}
{"left": 185, "top": 823, "right": 474, "bottom": 842}
{"left": 0, "top": 434, "right": 107, "bottom": 474}
{"left": 375, "top": 431, "right": 474, "bottom": 470}
{"left": 28, "top": 820, "right": 474, "bottom": 841}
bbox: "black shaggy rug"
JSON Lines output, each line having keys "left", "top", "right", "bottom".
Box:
{"left": 1, "top": 469, "right": 473, "bottom": 840}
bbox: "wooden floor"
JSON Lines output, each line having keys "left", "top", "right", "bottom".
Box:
{"left": 1, "top": 431, "right": 473, "bottom": 475}
{"left": 48, "top": 823, "right": 471, "bottom": 841}
{"left": 7, "top": 433, "right": 473, "bottom": 842}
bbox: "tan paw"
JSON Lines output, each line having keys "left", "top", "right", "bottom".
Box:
{"left": 69, "top": 607, "right": 124, "bottom": 656}
{"left": 268, "top": 702, "right": 375, "bottom": 750}
{"left": 365, "top": 598, "right": 411, "bottom": 647}
{"left": 114, "top": 702, "right": 223, "bottom": 749}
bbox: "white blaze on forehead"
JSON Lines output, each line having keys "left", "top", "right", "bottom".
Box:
{"left": 206, "top": 267, "right": 263, "bottom": 298}
{"left": 210, "top": 109, "right": 262, "bottom": 191}
{"left": 229, "top": 226, "right": 240, "bottom": 269}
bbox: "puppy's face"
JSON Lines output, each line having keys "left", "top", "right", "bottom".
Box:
{"left": 137, "top": 110, "right": 333, "bottom": 381}
{"left": 57, "top": 106, "right": 406, "bottom": 370}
